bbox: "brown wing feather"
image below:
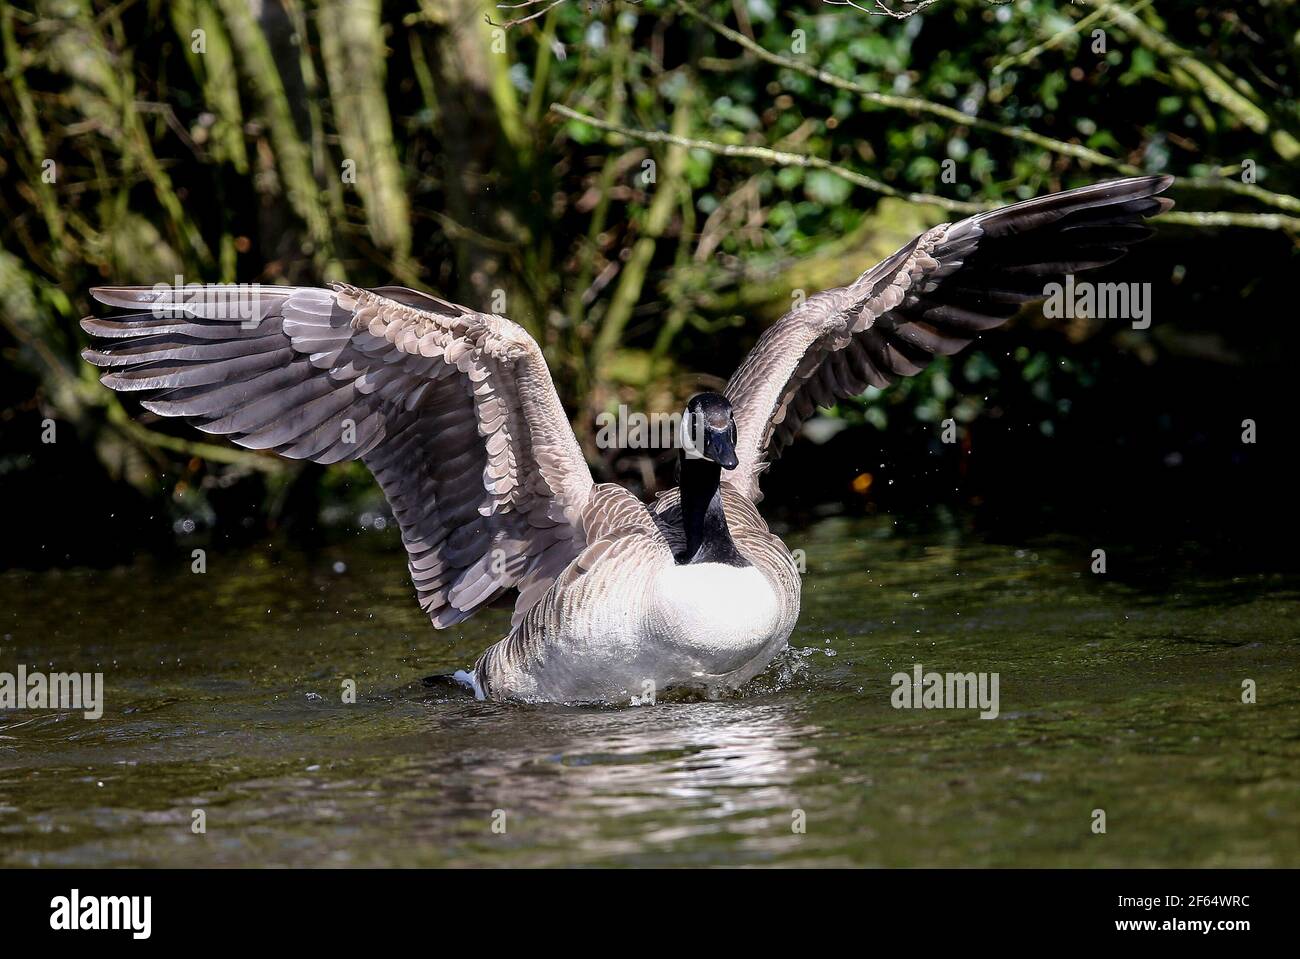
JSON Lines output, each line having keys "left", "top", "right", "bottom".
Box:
{"left": 82, "top": 283, "right": 593, "bottom": 628}
{"left": 724, "top": 175, "right": 1174, "bottom": 500}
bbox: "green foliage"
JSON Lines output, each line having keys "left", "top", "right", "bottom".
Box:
{"left": 0, "top": 0, "right": 1295, "bottom": 532}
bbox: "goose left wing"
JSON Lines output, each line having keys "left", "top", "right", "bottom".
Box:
{"left": 81, "top": 283, "right": 593, "bottom": 627}
{"left": 722, "top": 175, "right": 1173, "bottom": 501}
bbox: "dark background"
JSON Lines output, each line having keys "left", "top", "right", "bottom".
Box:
{"left": 1, "top": 0, "right": 1295, "bottom": 572}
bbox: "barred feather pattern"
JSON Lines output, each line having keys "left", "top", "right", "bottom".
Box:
{"left": 723, "top": 175, "right": 1174, "bottom": 501}
{"left": 82, "top": 283, "right": 594, "bottom": 628}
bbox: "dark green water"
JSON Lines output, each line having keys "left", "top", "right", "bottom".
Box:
{"left": 2, "top": 511, "right": 1297, "bottom": 867}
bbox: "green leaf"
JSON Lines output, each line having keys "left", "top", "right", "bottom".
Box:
{"left": 804, "top": 169, "right": 853, "bottom": 206}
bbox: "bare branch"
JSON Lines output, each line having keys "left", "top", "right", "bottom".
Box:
{"left": 552, "top": 103, "right": 988, "bottom": 214}
{"left": 487, "top": 0, "right": 569, "bottom": 31}
{"left": 487, "top": 0, "right": 644, "bottom": 30}
{"left": 822, "top": 0, "right": 946, "bottom": 20}
{"left": 822, "top": 0, "right": 1014, "bottom": 19}
{"left": 551, "top": 104, "right": 1300, "bottom": 231}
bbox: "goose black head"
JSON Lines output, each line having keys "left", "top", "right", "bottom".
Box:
{"left": 681, "top": 392, "right": 738, "bottom": 470}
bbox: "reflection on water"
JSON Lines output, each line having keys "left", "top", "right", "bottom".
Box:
{"left": 1, "top": 510, "right": 1298, "bottom": 866}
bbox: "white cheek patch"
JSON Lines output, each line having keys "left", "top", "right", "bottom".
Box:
{"left": 680, "top": 408, "right": 705, "bottom": 459}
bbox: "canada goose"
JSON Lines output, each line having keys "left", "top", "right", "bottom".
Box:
{"left": 81, "top": 175, "right": 1172, "bottom": 703}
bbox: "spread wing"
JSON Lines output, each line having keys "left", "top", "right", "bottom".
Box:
{"left": 82, "top": 283, "right": 594, "bottom": 627}
{"left": 723, "top": 175, "right": 1174, "bottom": 501}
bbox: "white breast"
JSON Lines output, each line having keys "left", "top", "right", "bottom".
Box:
{"left": 650, "top": 562, "right": 784, "bottom": 675}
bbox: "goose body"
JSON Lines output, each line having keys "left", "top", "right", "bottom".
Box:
{"left": 80, "top": 176, "right": 1172, "bottom": 704}
{"left": 470, "top": 484, "right": 800, "bottom": 702}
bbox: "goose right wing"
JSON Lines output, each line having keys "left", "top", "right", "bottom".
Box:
{"left": 82, "top": 283, "right": 594, "bottom": 627}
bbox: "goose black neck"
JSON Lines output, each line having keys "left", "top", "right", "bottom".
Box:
{"left": 678, "top": 454, "right": 747, "bottom": 567}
